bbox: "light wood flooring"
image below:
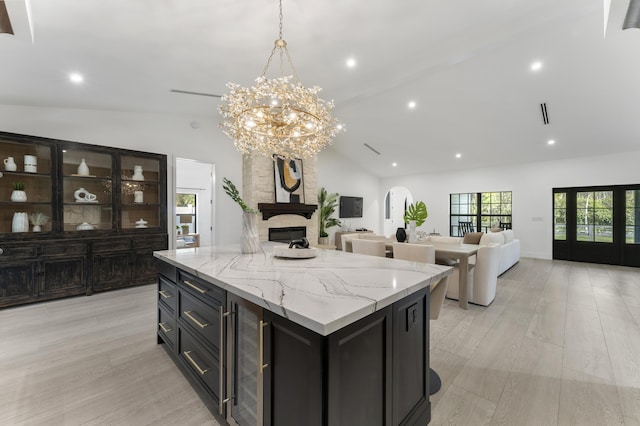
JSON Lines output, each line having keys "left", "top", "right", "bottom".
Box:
{"left": 1, "top": 258, "right": 640, "bottom": 425}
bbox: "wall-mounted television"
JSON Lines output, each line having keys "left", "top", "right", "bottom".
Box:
{"left": 339, "top": 196, "right": 363, "bottom": 218}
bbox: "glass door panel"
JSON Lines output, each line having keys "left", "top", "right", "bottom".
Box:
{"left": 227, "top": 294, "right": 264, "bottom": 426}
{"left": 627, "top": 190, "right": 640, "bottom": 245}
{"left": 576, "top": 191, "right": 613, "bottom": 243}
{"left": 121, "top": 155, "right": 161, "bottom": 230}
{"left": 553, "top": 192, "right": 567, "bottom": 240}
{"left": 0, "top": 139, "right": 54, "bottom": 234}
{"left": 62, "top": 149, "right": 113, "bottom": 232}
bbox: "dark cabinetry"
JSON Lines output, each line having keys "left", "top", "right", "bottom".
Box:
{"left": 157, "top": 264, "right": 226, "bottom": 418}
{"left": 0, "top": 131, "right": 167, "bottom": 308}
{"left": 157, "top": 260, "right": 431, "bottom": 426}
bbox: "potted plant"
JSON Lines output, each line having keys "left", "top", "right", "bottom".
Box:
{"left": 403, "top": 201, "right": 428, "bottom": 243}
{"left": 222, "top": 177, "right": 260, "bottom": 253}
{"left": 317, "top": 187, "right": 341, "bottom": 245}
{"left": 11, "top": 182, "right": 27, "bottom": 202}
{"left": 29, "top": 212, "right": 49, "bottom": 232}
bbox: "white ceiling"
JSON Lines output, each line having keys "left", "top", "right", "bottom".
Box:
{"left": 1, "top": 0, "right": 639, "bottom": 177}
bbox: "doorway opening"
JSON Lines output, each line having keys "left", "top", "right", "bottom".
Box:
{"left": 383, "top": 186, "right": 413, "bottom": 237}
{"left": 175, "top": 158, "right": 215, "bottom": 248}
{"left": 553, "top": 184, "right": 640, "bottom": 267}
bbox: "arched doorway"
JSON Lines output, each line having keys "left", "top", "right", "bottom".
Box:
{"left": 384, "top": 186, "right": 413, "bottom": 237}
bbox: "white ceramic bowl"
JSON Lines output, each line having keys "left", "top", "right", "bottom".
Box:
{"left": 272, "top": 246, "right": 317, "bottom": 259}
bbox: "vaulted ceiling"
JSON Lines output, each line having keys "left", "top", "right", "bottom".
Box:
{"left": 1, "top": 0, "right": 639, "bottom": 177}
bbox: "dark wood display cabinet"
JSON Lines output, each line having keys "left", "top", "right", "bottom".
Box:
{"left": 0, "top": 131, "right": 168, "bottom": 308}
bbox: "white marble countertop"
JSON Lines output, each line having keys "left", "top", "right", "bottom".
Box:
{"left": 154, "top": 243, "right": 452, "bottom": 336}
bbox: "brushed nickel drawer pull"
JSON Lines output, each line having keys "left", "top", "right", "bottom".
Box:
{"left": 183, "top": 350, "right": 209, "bottom": 375}
{"left": 159, "top": 290, "right": 172, "bottom": 299}
{"left": 159, "top": 322, "right": 172, "bottom": 333}
{"left": 183, "top": 310, "right": 209, "bottom": 328}
{"left": 183, "top": 280, "right": 207, "bottom": 294}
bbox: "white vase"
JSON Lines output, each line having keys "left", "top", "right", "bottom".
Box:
{"left": 12, "top": 212, "right": 29, "bottom": 233}
{"left": 132, "top": 165, "right": 145, "bottom": 181}
{"left": 77, "top": 158, "right": 90, "bottom": 175}
{"left": 32, "top": 225, "right": 41, "bottom": 232}
{"left": 241, "top": 211, "right": 261, "bottom": 254}
{"left": 11, "top": 190, "right": 27, "bottom": 202}
{"left": 409, "top": 220, "right": 417, "bottom": 243}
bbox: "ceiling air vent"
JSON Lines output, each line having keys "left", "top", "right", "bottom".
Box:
{"left": 363, "top": 143, "right": 381, "bottom": 155}
{"left": 540, "top": 103, "right": 550, "bottom": 125}
{"left": 170, "top": 89, "right": 221, "bottom": 98}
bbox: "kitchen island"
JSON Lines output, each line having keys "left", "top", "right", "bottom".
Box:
{"left": 154, "top": 243, "right": 451, "bottom": 426}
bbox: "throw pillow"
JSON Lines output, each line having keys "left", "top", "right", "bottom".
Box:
{"left": 463, "top": 232, "right": 484, "bottom": 245}
{"left": 502, "top": 229, "right": 515, "bottom": 242}
{"left": 480, "top": 232, "right": 504, "bottom": 246}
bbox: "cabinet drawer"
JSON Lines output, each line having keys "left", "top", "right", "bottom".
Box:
{"left": 0, "top": 245, "right": 38, "bottom": 260}
{"left": 133, "top": 234, "right": 167, "bottom": 250}
{"left": 158, "top": 260, "right": 176, "bottom": 282}
{"left": 93, "top": 238, "right": 131, "bottom": 253}
{"left": 41, "top": 242, "right": 87, "bottom": 257}
{"left": 178, "top": 270, "right": 225, "bottom": 306}
{"left": 158, "top": 276, "right": 177, "bottom": 313}
{"left": 179, "top": 327, "right": 220, "bottom": 399}
{"left": 158, "top": 304, "right": 176, "bottom": 348}
{"left": 179, "top": 289, "right": 221, "bottom": 350}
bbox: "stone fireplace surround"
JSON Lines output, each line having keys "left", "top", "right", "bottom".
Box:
{"left": 242, "top": 155, "right": 318, "bottom": 243}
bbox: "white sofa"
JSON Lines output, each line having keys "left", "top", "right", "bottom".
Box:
{"left": 478, "top": 230, "right": 520, "bottom": 275}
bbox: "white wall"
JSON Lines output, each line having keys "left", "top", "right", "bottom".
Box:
{"left": 318, "top": 148, "right": 381, "bottom": 243}
{"left": 381, "top": 150, "right": 640, "bottom": 259}
{"left": 0, "top": 104, "right": 243, "bottom": 245}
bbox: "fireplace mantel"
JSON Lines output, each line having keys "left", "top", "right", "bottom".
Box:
{"left": 258, "top": 203, "right": 318, "bottom": 220}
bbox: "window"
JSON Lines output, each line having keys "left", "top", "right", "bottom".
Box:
{"left": 176, "top": 193, "right": 196, "bottom": 235}
{"left": 554, "top": 192, "right": 567, "bottom": 241}
{"left": 450, "top": 191, "right": 512, "bottom": 236}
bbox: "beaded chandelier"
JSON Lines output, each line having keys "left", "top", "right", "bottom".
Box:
{"left": 218, "top": 0, "right": 344, "bottom": 159}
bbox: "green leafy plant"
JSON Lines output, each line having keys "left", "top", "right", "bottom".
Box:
{"left": 12, "top": 182, "right": 25, "bottom": 191}
{"left": 222, "top": 177, "right": 257, "bottom": 213}
{"left": 404, "top": 201, "right": 428, "bottom": 226}
{"left": 318, "top": 187, "right": 341, "bottom": 238}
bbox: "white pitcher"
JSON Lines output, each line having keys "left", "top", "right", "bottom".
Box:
{"left": 3, "top": 157, "right": 17, "bottom": 171}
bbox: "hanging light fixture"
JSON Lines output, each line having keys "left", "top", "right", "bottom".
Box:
{"left": 218, "top": 0, "right": 345, "bottom": 160}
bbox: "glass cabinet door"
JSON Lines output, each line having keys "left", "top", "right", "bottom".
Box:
{"left": 120, "top": 155, "right": 161, "bottom": 230}
{"left": 62, "top": 149, "right": 113, "bottom": 232}
{"left": 0, "top": 139, "right": 53, "bottom": 234}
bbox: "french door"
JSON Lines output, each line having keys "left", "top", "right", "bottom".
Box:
{"left": 553, "top": 185, "right": 640, "bottom": 267}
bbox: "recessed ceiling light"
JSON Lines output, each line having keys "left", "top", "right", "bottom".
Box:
{"left": 547, "top": 139, "right": 555, "bottom": 145}
{"left": 69, "top": 73, "right": 84, "bottom": 84}
{"left": 530, "top": 61, "right": 543, "bottom": 71}
{"left": 392, "top": 162, "right": 397, "bottom": 167}
{"left": 408, "top": 101, "right": 416, "bottom": 109}
{"left": 455, "top": 153, "right": 462, "bottom": 158}
{"left": 346, "top": 57, "right": 356, "bottom": 68}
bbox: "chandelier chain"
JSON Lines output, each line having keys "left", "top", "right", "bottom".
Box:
{"left": 278, "top": 0, "right": 283, "bottom": 40}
